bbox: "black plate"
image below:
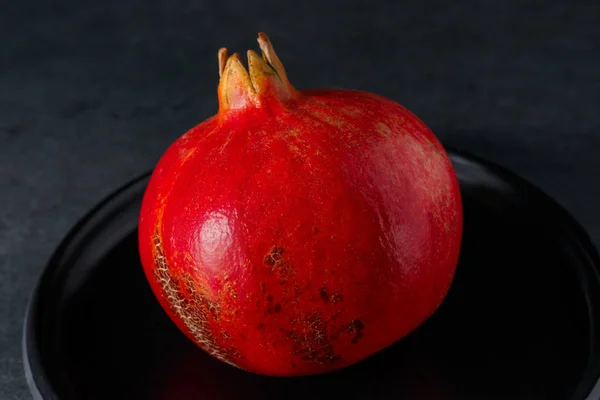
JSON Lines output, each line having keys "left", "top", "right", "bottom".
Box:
{"left": 23, "top": 149, "right": 600, "bottom": 400}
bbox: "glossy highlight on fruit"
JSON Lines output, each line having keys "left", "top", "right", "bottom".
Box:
{"left": 138, "top": 32, "right": 463, "bottom": 376}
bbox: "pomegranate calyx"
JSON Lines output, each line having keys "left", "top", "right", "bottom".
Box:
{"left": 217, "top": 32, "right": 297, "bottom": 115}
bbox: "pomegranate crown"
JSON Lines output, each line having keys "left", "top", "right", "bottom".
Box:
{"left": 217, "top": 32, "right": 298, "bottom": 114}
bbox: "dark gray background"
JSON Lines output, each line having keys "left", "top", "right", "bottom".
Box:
{"left": 2, "top": 0, "right": 599, "bottom": 398}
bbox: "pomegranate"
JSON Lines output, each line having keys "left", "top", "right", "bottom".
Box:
{"left": 138, "top": 32, "right": 463, "bottom": 376}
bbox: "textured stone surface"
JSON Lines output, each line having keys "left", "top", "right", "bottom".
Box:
{"left": 1, "top": 0, "right": 599, "bottom": 398}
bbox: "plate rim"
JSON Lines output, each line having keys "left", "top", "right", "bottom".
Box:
{"left": 22, "top": 172, "right": 152, "bottom": 400}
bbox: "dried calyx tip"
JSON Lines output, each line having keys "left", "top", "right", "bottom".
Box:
{"left": 218, "top": 33, "right": 283, "bottom": 79}
{"left": 218, "top": 48, "right": 229, "bottom": 78}
{"left": 256, "top": 32, "right": 282, "bottom": 73}
{"left": 217, "top": 32, "right": 296, "bottom": 112}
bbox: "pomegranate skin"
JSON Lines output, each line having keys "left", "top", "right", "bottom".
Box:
{"left": 138, "top": 33, "right": 462, "bottom": 376}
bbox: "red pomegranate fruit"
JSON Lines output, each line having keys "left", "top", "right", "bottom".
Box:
{"left": 138, "top": 32, "right": 463, "bottom": 377}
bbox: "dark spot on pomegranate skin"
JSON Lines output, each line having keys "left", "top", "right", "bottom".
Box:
{"left": 276, "top": 262, "right": 293, "bottom": 280}
{"left": 347, "top": 319, "right": 365, "bottom": 344}
{"left": 260, "top": 282, "right": 266, "bottom": 293}
{"left": 312, "top": 226, "right": 320, "bottom": 234}
{"left": 286, "top": 312, "right": 342, "bottom": 365}
{"left": 319, "top": 286, "right": 330, "bottom": 302}
{"left": 257, "top": 323, "right": 265, "bottom": 330}
{"left": 264, "top": 245, "right": 284, "bottom": 267}
{"left": 266, "top": 295, "right": 274, "bottom": 303}
{"left": 264, "top": 245, "right": 293, "bottom": 281}
{"left": 274, "top": 304, "right": 282, "bottom": 313}
{"left": 319, "top": 286, "right": 343, "bottom": 304}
